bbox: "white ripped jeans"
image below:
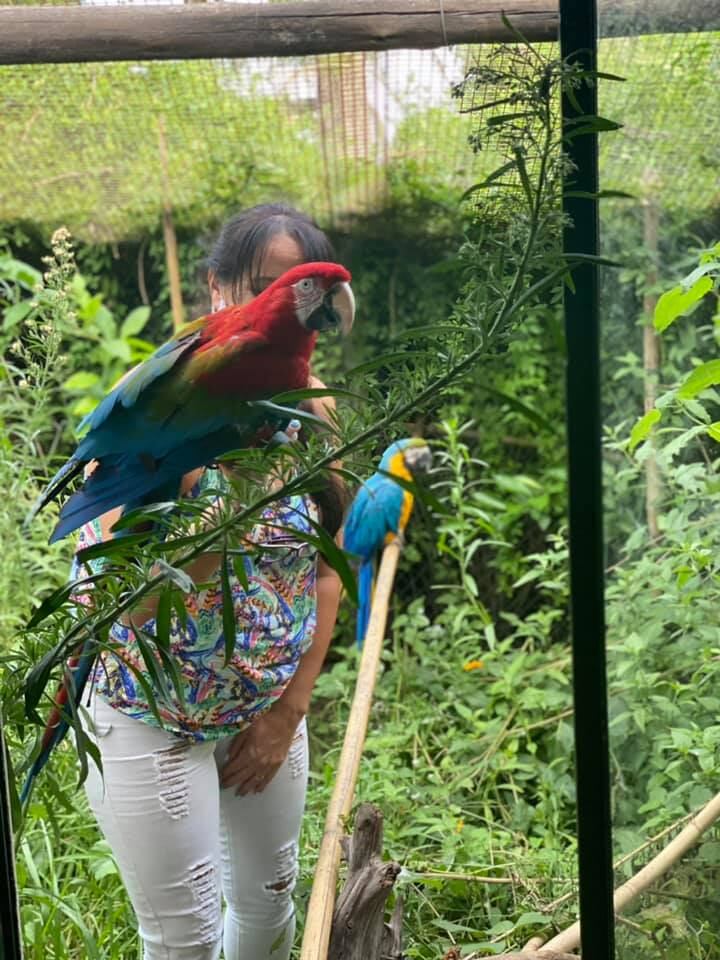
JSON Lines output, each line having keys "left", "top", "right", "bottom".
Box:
{"left": 81, "top": 694, "right": 309, "bottom": 960}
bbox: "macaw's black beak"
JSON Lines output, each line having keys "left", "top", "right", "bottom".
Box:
{"left": 306, "top": 281, "right": 355, "bottom": 334}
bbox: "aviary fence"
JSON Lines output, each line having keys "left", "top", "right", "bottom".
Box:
{"left": 1, "top": 3, "right": 719, "bottom": 958}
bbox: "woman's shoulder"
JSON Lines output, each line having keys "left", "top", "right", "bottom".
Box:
{"left": 307, "top": 374, "right": 335, "bottom": 421}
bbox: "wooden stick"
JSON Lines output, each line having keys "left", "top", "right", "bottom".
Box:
{"left": 539, "top": 789, "right": 720, "bottom": 954}
{"left": 157, "top": 117, "right": 185, "bottom": 331}
{"left": 300, "top": 539, "right": 401, "bottom": 960}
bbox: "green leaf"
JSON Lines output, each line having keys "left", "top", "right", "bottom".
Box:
{"left": 564, "top": 189, "right": 635, "bottom": 200}
{"left": 74, "top": 717, "right": 102, "bottom": 790}
{"left": 270, "top": 517, "right": 357, "bottom": 603}
{"left": 126, "top": 336, "right": 156, "bottom": 361}
{"left": 72, "top": 396, "right": 97, "bottom": 418}
{"left": 131, "top": 626, "right": 172, "bottom": 703}
{"left": 120, "top": 305, "right": 151, "bottom": 338}
{"left": 461, "top": 160, "right": 517, "bottom": 200}
{"left": 76, "top": 532, "right": 150, "bottom": 563}
{"left": 707, "top": 422, "right": 720, "bottom": 443}
{"left": 93, "top": 304, "right": 115, "bottom": 338}
{"left": 680, "top": 261, "right": 720, "bottom": 290}
{"left": 155, "top": 559, "right": 195, "bottom": 594}
{"left": 62, "top": 370, "right": 101, "bottom": 391}
{"left": 110, "top": 501, "right": 178, "bottom": 533}
{"left": 486, "top": 112, "right": 535, "bottom": 127}
{"left": 347, "top": 350, "right": 432, "bottom": 377}
{"left": 24, "top": 637, "right": 69, "bottom": 717}
{"left": 390, "top": 323, "right": 472, "bottom": 343}
{"left": 221, "top": 546, "right": 236, "bottom": 666}
{"left": 564, "top": 114, "right": 623, "bottom": 137}
{"left": 249, "top": 399, "right": 329, "bottom": 430}
{"left": 678, "top": 360, "right": 720, "bottom": 400}
{"left": 101, "top": 338, "right": 132, "bottom": 363}
{"left": 172, "top": 589, "right": 189, "bottom": 630}
{"left": 513, "top": 146, "right": 534, "bottom": 207}
{"left": 270, "top": 386, "right": 366, "bottom": 405}
{"left": 155, "top": 588, "right": 172, "bottom": 653}
{"left": 154, "top": 638, "right": 185, "bottom": 704}
{"left": 474, "top": 384, "right": 553, "bottom": 430}
{"left": 27, "top": 575, "right": 103, "bottom": 629}
{"left": 654, "top": 276, "right": 714, "bottom": 332}
{"left": 629, "top": 408, "right": 662, "bottom": 452}
{"left": 3, "top": 299, "right": 33, "bottom": 330}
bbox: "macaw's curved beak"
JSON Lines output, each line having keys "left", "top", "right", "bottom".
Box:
{"left": 306, "top": 281, "right": 355, "bottom": 335}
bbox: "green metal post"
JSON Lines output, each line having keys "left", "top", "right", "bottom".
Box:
{"left": 0, "top": 719, "right": 22, "bottom": 960}
{"left": 559, "top": 0, "right": 616, "bottom": 957}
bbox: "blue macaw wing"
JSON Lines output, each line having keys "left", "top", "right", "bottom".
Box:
{"left": 344, "top": 475, "right": 404, "bottom": 559}
{"left": 49, "top": 415, "right": 280, "bottom": 543}
{"left": 78, "top": 325, "right": 205, "bottom": 436}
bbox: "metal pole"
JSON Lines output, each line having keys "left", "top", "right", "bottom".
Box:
{"left": 559, "top": 0, "right": 615, "bottom": 957}
{"left": 0, "top": 719, "right": 23, "bottom": 960}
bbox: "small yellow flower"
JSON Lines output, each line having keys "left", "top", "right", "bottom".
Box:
{"left": 455, "top": 818, "right": 465, "bottom": 833}
{"left": 463, "top": 659, "right": 484, "bottom": 672}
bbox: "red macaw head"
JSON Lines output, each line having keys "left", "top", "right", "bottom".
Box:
{"left": 257, "top": 262, "right": 355, "bottom": 337}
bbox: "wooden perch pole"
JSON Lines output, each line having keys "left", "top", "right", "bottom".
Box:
{"left": 300, "top": 539, "right": 402, "bottom": 960}
{"left": 537, "top": 788, "right": 720, "bottom": 955}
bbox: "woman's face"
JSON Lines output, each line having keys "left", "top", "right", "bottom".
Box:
{"left": 209, "top": 232, "right": 305, "bottom": 311}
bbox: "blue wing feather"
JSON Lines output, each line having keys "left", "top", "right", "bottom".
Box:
{"left": 344, "top": 475, "right": 404, "bottom": 558}
{"left": 356, "top": 561, "right": 374, "bottom": 648}
{"left": 344, "top": 473, "right": 405, "bottom": 649}
{"left": 78, "top": 328, "right": 203, "bottom": 437}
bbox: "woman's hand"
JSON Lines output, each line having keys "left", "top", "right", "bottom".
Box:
{"left": 219, "top": 703, "right": 303, "bottom": 796}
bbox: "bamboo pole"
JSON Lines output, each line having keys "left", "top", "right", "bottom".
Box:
{"left": 642, "top": 169, "right": 662, "bottom": 539}
{"left": 157, "top": 117, "right": 185, "bottom": 331}
{"left": 538, "top": 789, "right": 720, "bottom": 954}
{"left": 300, "top": 539, "right": 402, "bottom": 960}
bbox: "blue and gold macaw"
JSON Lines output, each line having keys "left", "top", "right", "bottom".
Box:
{"left": 343, "top": 438, "right": 432, "bottom": 648}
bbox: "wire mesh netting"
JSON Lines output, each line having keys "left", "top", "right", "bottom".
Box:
{"left": 0, "top": 1, "right": 718, "bottom": 241}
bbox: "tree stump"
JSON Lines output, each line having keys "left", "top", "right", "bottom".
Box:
{"left": 325, "top": 803, "right": 580, "bottom": 960}
{"left": 328, "top": 803, "right": 402, "bottom": 960}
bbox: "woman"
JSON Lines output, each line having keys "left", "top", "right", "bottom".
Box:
{"left": 76, "top": 204, "right": 346, "bottom": 960}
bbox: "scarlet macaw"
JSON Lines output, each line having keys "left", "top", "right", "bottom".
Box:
{"left": 343, "top": 438, "right": 432, "bottom": 648}
{"left": 21, "top": 262, "right": 354, "bottom": 804}
{"left": 30, "top": 261, "right": 355, "bottom": 543}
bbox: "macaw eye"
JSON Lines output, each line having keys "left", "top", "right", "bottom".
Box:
{"left": 298, "top": 278, "right": 314, "bottom": 292}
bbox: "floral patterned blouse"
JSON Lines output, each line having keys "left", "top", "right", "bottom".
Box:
{"left": 71, "top": 471, "right": 319, "bottom": 741}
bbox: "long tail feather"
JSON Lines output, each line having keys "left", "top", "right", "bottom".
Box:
{"left": 357, "top": 560, "right": 374, "bottom": 649}
{"left": 20, "top": 640, "right": 96, "bottom": 805}
{"left": 25, "top": 458, "right": 85, "bottom": 529}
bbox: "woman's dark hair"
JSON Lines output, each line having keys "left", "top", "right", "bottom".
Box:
{"left": 207, "top": 203, "right": 335, "bottom": 300}
{"left": 209, "top": 203, "right": 346, "bottom": 536}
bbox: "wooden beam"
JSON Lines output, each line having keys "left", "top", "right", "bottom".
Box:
{"left": 2, "top": 0, "right": 717, "bottom": 66}
{"left": 4, "top": 2, "right": 550, "bottom": 66}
